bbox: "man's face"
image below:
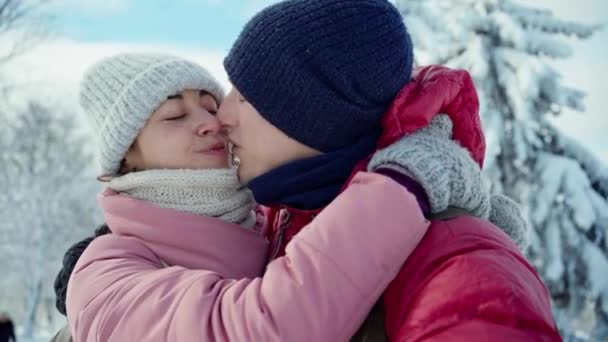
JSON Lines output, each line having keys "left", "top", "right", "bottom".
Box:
{"left": 218, "top": 87, "right": 321, "bottom": 184}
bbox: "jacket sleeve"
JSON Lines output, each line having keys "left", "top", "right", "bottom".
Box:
{"left": 67, "top": 172, "right": 429, "bottom": 342}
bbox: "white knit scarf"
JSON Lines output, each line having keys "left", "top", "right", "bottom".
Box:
{"left": 108, "top": 168, "right": 256, "bottom": 229}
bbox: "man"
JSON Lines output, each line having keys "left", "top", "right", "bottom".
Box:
{"left": 218, "top": 0, "right": 561, "bottom": 340}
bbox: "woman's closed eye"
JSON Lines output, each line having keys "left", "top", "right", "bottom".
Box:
{"left": 166, "top": 114, "right": 186, "bottom": 121}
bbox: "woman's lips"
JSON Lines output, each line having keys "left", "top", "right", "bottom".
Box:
{"left": 198, "top": 143, "right": 226, "bottom": 156}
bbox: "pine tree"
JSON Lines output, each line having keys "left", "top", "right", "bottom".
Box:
{"left": 396, "top": 0, "right": 606, "bottom": 339}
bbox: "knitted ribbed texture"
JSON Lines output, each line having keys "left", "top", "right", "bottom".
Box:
{"left": 369, "top": 115, "right": 491, "bottom": 218}
{"left": 368, "top": 115, "right": 530, "bottom": 249}
{"left": 489, "top": 194, "right": 529, "bottom": 250}
{"left": 225, "top": 0, "right": 414, "bottom": 152}
{"left": 80, "top": 53, "right": 225, "bottom": 175}
{"left": 108, "top": 168, "right": 255, "bottom": 229}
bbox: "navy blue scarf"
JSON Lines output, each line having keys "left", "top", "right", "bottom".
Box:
{"left": 248, "top": 132, "right": 380, "bottom": 210}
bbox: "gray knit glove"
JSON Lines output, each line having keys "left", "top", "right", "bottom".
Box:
{"left": 369, "top": 115, "right": 491, "bottom": 218}
{"left": 489, "top": 195, "right": 529, "bottom": 250}
{"left": 368, "top": 115, "right": 529, "bottom": 250}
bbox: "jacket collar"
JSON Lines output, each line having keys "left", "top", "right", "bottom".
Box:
{"left": 99, "top": 189, "right": 268, "bottom": 279}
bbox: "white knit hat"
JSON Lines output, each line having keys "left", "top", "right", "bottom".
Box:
{"left": 79, "top": 53, "right": 225, "bottom": 176}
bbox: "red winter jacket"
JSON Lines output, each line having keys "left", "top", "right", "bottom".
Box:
{"left": 264, "top": 65, "right": 561, "bottom": 341}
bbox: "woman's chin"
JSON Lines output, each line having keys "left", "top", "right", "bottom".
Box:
{"left": 189, "top": 152, "right": 230, "bottom": 169}
{"left": 197, "top": 159, "right": 231, "bottom": 170}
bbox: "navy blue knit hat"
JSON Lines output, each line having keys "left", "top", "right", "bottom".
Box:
{"left": 224, "top": 0, "right": 413, "bottom": 152}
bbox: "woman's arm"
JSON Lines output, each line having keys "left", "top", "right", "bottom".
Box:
{"left": 67, "top": 172, "right": 429, "bottom": 342}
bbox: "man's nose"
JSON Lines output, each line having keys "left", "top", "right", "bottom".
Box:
{"left": 217, "top": 104, "right": 236, "bottom": 127}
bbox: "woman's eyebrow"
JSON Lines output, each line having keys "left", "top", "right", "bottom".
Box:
{"left": 168, "top": 91, "right": 212, "bottom": 100}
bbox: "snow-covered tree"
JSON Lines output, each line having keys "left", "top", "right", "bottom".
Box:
{"left": 396, "top": 0, "right": 607, "bottom": 340}
{"left": 0, "top": 0, "right": 52, "bottom": 99}
{"left": 0, "top": 102, "right": 100, "bottom": 337}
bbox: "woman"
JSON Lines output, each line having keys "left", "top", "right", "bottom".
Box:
{"left": 59, "top": 52, "right": 436, "bottom": 342}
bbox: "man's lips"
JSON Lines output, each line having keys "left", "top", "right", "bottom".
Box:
{"left": 228, "top": 139, "right": 241, "bottom": 152}
{"left": 228, "top": 138, "right": 240, "bottom": 148}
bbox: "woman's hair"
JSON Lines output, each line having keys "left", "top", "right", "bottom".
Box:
{"left": 96, "top": 159, "right": 135, "bottom": 182}
{"left": 54, "top": 224, "right": 111, "bottom": 315}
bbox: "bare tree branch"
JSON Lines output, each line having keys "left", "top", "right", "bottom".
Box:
{"left": 0, "top": 0, "right": 52, "bottom": 65}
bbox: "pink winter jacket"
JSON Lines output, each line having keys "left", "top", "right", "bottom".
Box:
{"left": 66, "top": 172, "right": 429, "bottom": 342}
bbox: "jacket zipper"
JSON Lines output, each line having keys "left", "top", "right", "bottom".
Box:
{"left": 269, "top": 209, "right": 291, "bottom": 261}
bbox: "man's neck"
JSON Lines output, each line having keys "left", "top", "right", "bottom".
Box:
{"left": 248, "top": 132, "right": 379, "bottom": 210}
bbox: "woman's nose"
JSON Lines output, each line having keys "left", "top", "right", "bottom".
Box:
{"left": 195, "top": 112, "right": 222, "bottom": 136}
